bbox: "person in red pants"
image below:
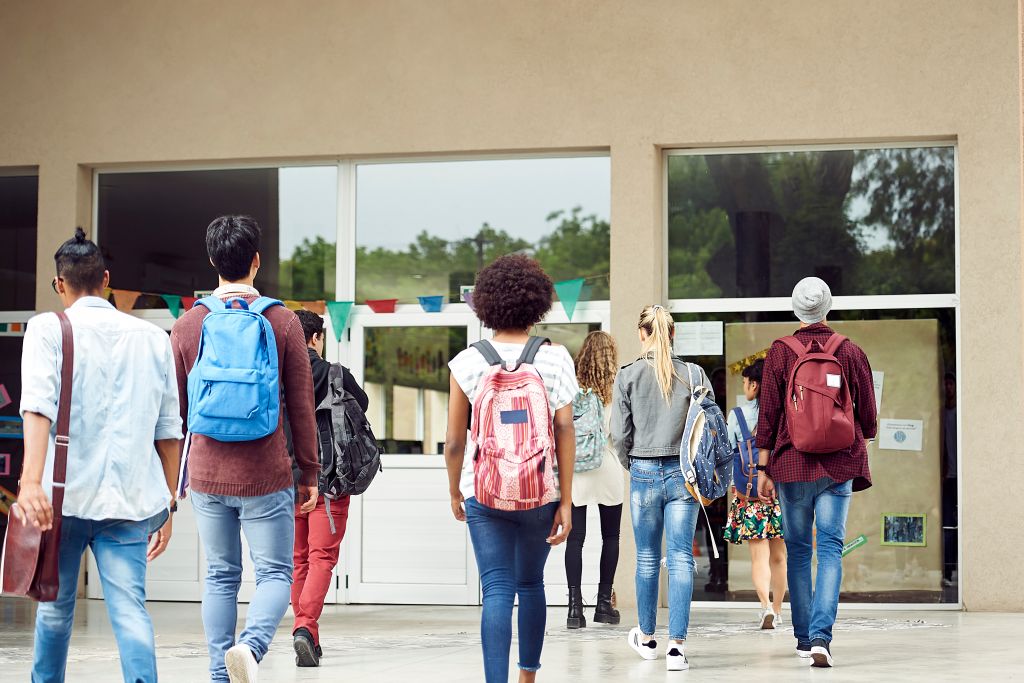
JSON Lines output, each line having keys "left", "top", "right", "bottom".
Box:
{"left": 289, "top": 310, "right": 368, "bottom": 667}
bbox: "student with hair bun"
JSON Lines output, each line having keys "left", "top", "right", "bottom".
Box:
{"left": 611, "top": 305, "right": 713, "bottom": 672}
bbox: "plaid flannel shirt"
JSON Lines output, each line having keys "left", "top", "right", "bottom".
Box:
{"left": 755, "top": 323, "right": 877, "bottom": 492}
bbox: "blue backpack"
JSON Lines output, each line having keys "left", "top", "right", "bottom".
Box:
{"left": 731, "top": 406, "right": 760, "bottom": 500}
{"left": 187, "top": 296, "right": 283, "bottom": 442}
{"left": 679, "top": 363, "right": 734, "bottom": 557}
{"left": 571, "top": 389, "right": 606, "bottom": 473}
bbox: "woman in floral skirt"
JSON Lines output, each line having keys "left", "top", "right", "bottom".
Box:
{"left": 723, "top": 358, "right": 787, "bottom": 629}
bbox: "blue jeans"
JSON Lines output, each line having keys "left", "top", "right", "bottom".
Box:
{"left": 630, "top": 457, "right": 700, "bottom": 641}
{"left": 777, "top": 477, "right": 853, "bottom": 645}
{"left": 32, "top": 511, "right": 168, "bottom": 683}
{"left": 191, "top": 489, "right": 295, "bottom": 682}
{"left": 464, "top": 496, "right": 557, "bottom": 683}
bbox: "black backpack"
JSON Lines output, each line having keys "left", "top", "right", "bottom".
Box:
{"left": 316, "top": 364, "right": 382, "bottom": 498}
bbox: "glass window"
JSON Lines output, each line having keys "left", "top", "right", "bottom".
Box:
{"left": 0, "top": 174, "right": 38, "bottom": 311}
{"left": 668, "top": 307, "right": 956, "bottom": 603}
{"left": 97, "top": 166, "right": 337, "bottom": 307}
{"left": 533, "top": 322, "right": 602, "bottom": 357}
{"left": 355, "top": 156, "right": 610, "bottom": 303}
{"left": 364, "top": 326, "right": 468, "bottom": 455}
{"left": 667, "top": 146, "right": 955, "bottom": 299}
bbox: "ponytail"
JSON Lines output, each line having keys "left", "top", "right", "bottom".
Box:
{"left": 638, "top": 304, "right": 680, "bottom": 402}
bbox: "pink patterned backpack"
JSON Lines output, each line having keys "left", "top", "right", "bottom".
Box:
{"left": 469, "top": 337, "right": 557, "bottom": 511}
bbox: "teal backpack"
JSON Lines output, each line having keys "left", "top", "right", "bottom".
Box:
{"left": 572, "top": 388, "right": 606, "bottom": 472}
{"left": 187, "top": 296, "right": 283, "bottom": 442}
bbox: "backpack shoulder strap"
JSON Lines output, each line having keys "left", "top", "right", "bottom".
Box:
{"left": 822, "top": 333, "right": 847, "bottom": 356}
{"left": 470, "top": 340, "right": 504, "bottom": 366}
{"left": 732, "top": 406, "right": 753, "bottom": 442}
{"left": 779, "top": 335, "right": 809, "bottom": 357}
{"left": 517, "top": 336, "right": 550, "bottom": 367}
{"left": 248, "top": 297, "right": 283, "bottom": 315}
{"left": 196, "top": 295, "right": 225, "bottom": 312}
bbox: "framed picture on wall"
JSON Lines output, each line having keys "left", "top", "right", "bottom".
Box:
{"left": 0, "top": 417, "right": 23, "bottom": 440}
{"left": 881, "top": 513, "right": 927, "bottom": 547}
{"left": 0, "top": 453, "right": 8, "bottom": 477}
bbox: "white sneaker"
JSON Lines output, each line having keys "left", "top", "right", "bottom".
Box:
{"left": 225, "top": 643, "right": 259, "bottom": 683}
{"left": 666, "top": 642, "right": 689, "bottom": 671}
{"left": 627, "top": 627, "right": 659, "bottom": 660}
{"left": 759, "top": 607, "right": 777, "bottom": 630}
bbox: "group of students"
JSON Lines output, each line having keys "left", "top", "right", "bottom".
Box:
{"left": 444, "top": 257, "right": 877, "bottom": 681}
{"left": 12, "top": 217, "right": 371, "bottom": 683}
{"left": 8, "top": 215, "right": 876, "bottom": 683}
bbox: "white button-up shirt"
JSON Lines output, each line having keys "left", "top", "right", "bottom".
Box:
{"left": 20, "top": 297, "right": 182, "bottom": 521}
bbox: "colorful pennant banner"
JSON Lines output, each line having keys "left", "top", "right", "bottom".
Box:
{"left": 111, "top": 289, "right": 141, "bottom": 313}
{"left": 554, "top": 278, "right": 586, "bottom": 321}
{"left": 326, "top": 301, "right": 354, "bottom": 342}
{"left": 160, "top": 295, "right": 183, "bottom": 318}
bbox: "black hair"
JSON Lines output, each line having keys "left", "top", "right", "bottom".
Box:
{"left": 742, "top": 358, "right": 765, "bottom": 384}
{"left": 472, "top": 254, "right": 554, "bottom": 331}
{"left": 54, "top": 227, "right": 106, "bottom": 293}
{"left": 294, "top": 309, "right": 325, "bottom": 344}
{"left": 206, "top": 215, "right": 260, "bottom": 281}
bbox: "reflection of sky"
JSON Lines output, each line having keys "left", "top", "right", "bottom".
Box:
{"left": 355, "top": 157, "right": 611, "bottom": 251}
{"left": 279, "top": 166, "right": 338, "bottom": 256}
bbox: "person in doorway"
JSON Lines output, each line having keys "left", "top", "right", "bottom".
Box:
{"left": 756, "top": 277, "right": 877, "bottom": 668}
{"left": 17, "top": 228, "right": 182, "bottom": 683}
{"left": 288, "top": 310, "right": 368, "bottom": 667}
{"left": 722, "top": 358, "right": 787, "bottom": 629}
{"left": 611, "top": 305, "right": 713, "bottom": 672}
{"left": 171, "top": 216, "right": 320, "bottom": 683}
{"left": 444, "top": 254, "right": 576, "bottom": 683}
{"left": 564, "top": 330, "right": 624, "bottom": 629}
{"left": 702, "top": 366, "right": 730, "bottom": 593}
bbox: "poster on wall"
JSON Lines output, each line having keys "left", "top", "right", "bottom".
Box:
{"left": 881, "top": 514, "right": 927, "bottom": 546}
{"left": 872, "top": 371, "right": 884, "bottom": 413}
{"left": 674, "top": 321, "right": 723, "bottom": 356}
{"left": 0, "top": 418, "right": 22, "bottom": 439}
{"left": 878, "top": 419, "right": 924, "bottom": 451}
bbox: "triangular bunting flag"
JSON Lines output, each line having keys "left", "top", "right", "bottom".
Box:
{"left": 554, "top": 278, "right": 585, "bottom": 321}
{"left": 161, "top": 294, "right": 183, "bottom": 318}
{"left": 102, "top": 287, "right": 113, "bottom": 301}
{"left": 284, "top": 300, "right": 303, "bottom": 311}
{"left": 182, "top": 296, "right": 198, "bottom": 311}
{"left": 326, "top": 301, "right": 354, "bottom": 342}
{"left": 111, "top": 289, "right": 141, "bottom": 313}
{"left": 303, "top": 300, "right": 326, "bottom": 315}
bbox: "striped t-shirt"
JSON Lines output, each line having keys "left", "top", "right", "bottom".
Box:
{"left": 448, "top": 340, "right": 579, "bottom": 500}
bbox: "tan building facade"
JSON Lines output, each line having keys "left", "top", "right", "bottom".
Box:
{"left": 0, "top": 1, "right": 1021, "bottom": 611}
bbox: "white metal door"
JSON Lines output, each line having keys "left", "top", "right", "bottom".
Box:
{"left": 340, "top": 306, "right": 482, "bottom": 605}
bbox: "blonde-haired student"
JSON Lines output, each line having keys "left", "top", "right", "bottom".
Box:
{"left": 611, "top": 305, "right": 713, "bottom": 672}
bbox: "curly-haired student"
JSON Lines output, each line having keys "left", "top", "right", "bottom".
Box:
{"left": 445, "top": 254, "right": 578, "bottom": 683}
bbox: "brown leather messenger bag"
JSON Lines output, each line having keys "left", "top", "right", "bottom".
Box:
{"left": 1, "top": 311, "right": 73, "bottom": 601}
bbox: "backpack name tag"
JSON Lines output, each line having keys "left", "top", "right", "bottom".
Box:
{"left": 500, "top": 409, "right": 528, "bottom": 425}
{"left": 826, "top": 374, "right": 842, "bottom": 388}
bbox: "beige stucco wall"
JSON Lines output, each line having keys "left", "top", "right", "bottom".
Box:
{"left": 1, "top": 0, "right": 1020, "bottom": 610}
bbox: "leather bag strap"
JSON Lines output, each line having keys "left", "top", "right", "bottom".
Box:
{"left": 51, "top": 312, "right": 74, "bottom": 520}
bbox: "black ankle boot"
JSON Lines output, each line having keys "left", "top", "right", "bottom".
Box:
{"left": 566, "top": 586, "right": 586, "bottom": 629}
{"left": 594, "top": 583, "right": 620, "bottom": 624}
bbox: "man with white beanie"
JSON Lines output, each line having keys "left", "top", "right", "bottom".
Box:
{"left": 754, "top": 277, "right": 878, "bottom": 669}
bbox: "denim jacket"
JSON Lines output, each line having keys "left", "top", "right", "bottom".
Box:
{"left": 610, "top": 356, "right": 714, "bottom": 469}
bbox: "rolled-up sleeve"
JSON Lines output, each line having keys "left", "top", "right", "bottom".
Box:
{"left": 610, "top": 373, "right": 633, "bottom": 470}
{"left": 20, "top": 314, "right": 61, "bottom": 424}
{"left": 154, "top": 335, "right": 183, "bottom": 441}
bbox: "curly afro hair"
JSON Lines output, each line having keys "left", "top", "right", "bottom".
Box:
{"left": 473, "top": 254, "right": 553, "bottom": 331}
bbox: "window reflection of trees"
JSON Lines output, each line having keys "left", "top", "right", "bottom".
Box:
{"left": 667, "top": 147, "right": 956, "bottom": 299}
{"left": 354, "top": 207, "right": 610, "bottom": 303}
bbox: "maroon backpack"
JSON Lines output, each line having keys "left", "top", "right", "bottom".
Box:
{"left": 779, "top": 334, "right": 856, "bottom": 454}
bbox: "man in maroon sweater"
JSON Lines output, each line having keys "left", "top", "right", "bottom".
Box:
{"left": 756, "top": 277, "right": 877, "bottom": 670}
{"left": 171, "top": 215, "right": 319, "bottom": 683}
